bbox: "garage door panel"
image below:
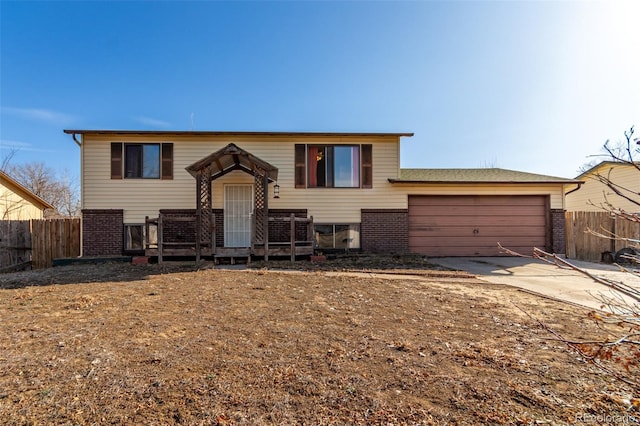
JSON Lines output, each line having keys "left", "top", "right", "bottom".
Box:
{"left": 409, "top": 216, "right": 546, "bottom": 227}
{"left": 412, "top": 206, "right": 545, "bottom": 217}
{"left": 408, "top": 195, "right": 548, "bottom": 257}
{"left": 409, "top": 236, "right": 547, "bottom": 247}
{"left": 408, "top": 225, "right": 547, "bottom": 237}
{"left": 409, "top": 195, "right": 545, "bottom": 207}
{"left": 414, "top": 245, "right": 537, "bottom": 257}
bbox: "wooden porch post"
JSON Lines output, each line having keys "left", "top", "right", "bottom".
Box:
{"left": 290, "top": 213, "right": 295, "bottom": 262}
{"left": 263, "top": 172, "right": 269, "bottom": 261}
{"left": 195, "top": 174, "right": 202, "bottom": 263}
{"left": 158, "top": 213, "right": 164, "bottom": 264}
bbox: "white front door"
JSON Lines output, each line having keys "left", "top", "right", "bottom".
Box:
{"left": 224, "top": 184, "right": 254, "bottom": 247}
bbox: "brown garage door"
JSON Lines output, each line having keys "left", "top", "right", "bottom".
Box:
{"left": 409, "top": 195, "right": 548, "bottom": 256}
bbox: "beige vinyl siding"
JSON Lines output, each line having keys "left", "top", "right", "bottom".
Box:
{"left": 0, "top": 183, "right": 45, "bottom": 220}
{"left": 82, "top": 134, "right": 404, "bottom": 223}
{"left": 82, "top": 134, "right": 566, "bottom": 224}
{"left": 565, "top": 164, "right": 640, "bottom": 212}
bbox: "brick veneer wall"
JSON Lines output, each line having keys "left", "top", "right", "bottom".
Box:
{"left": 268, "top": 209, "right": 309, "bottom": 242}
{"left": 158, "top": 209, "right": 223, "bottom": 246}
{"left": 213, "top": 209, "right": 224, "bottom": 248}
{"left": 159, "top": 209, "right": 197, "bottom": 243}
{"left": 550, "top": 208, "right": 566, "bottom": 255}
{"left": 82, "top": 209, "right": 124, "bottom": 256}
{"left": 361, "top": 209, "right": 409, "bottom": 254}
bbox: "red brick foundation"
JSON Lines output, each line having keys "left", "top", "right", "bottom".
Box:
{"left": 213, "top": 209, "right": 224, "bottom": 248}
{"left": 159, "top": 209, "right": 197, "bottom": 244}
{"left": 361, "top": 209, "right": 409, "bottom": 254}
{"left": 81, "top": 209, "right": 124, "bottom": 256}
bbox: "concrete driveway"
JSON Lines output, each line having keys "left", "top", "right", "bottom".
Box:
{"left": 428, "top": 256, "right": 640, "bottom": 311}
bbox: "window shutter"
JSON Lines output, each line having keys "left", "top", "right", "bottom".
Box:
{"left": 294, "top": 144, "right": 306, "bottom": 188}
{"left": 111, "top": 143, "right": 123, "bottom": 179}
{"left": 161, "top": 143, "right": 173, "bottom": 180}
{"left": 361, "top": 144, "right": 372, "bottom": 188}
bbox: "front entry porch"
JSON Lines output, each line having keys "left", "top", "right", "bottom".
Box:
{"left": 144, "top": 143, "right": 315, "bottom": 262}
{"left": 144, "top": 210, "right": 314, "bottom": 263}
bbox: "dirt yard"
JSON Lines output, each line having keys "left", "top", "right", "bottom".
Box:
{"left": 0, "top": 257, "right": 637, "bottom": 425}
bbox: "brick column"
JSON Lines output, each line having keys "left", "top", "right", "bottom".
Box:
{"left": 81, "top": 209, "right": 124, "bottom": 256}
{"left": 550, "top": 209, "right": 566, "bottom": 255}
{"left": 361, "top": 209, "right": 409, "bottom": 254}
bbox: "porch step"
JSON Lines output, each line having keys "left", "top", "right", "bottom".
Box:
{"left": 214, "top": 255, "right": 251, "bottom": 266}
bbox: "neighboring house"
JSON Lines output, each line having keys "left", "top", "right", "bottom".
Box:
{"left": 0, "top": 170, "right": 53, "bottom": 220}
{"left": 565, "top": 161, "right": 640, "bottom": 212}
{"left": 64, "top": 130, "right": 579, "bottom": 258}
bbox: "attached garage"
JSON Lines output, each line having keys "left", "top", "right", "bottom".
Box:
{"left": 389, "top": 168, "right": 581, "bottom": 257}
{"left": 408, "top": 195, "right": 548, "bottom": 256}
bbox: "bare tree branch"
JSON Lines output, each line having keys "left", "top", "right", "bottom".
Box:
{"left": 511, "top": 126, "right": 640, "bottom": 393}
{"left": 5, "top": 162, "right": 80, "bottom": 217}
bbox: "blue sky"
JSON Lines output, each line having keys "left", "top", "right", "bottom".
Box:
{"left": 1, "top": 0, "right": 638, "bottom": 181}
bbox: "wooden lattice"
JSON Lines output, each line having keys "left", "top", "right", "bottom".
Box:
{"left": 253, "top": 168, "right": 267, "bottom": 245}
{"left": 191, "top": 150, "right": 273, "bottom": 256}
{"left": 199, "top": 169, "right": 212, "bottom": 244}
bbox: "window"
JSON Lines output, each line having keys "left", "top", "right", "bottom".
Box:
{"left": 124, "top": 224, "right": 157, "bottom": 251}
{"left": 314, "top": 224, "right": 360, "bottom": 249}
{"left": 295, "top": 144, "right": 372, "bottom": 189}
{"left": 126, "top": 144, "right": 159, "bottom": 178}
{"left": 308, "top": 145, "right": 359, "bottom": 188}
{"left": 111, "top": 143, "right": 173, "bottom": 180}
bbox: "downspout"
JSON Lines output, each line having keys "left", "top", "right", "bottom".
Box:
{"left": 71, "top": 132, "right": 81, "bottom": 147}
{"left": 564, "top": 182, "right": 583, "bottom": 196}
{"left": 72, "top": 132, "right": 84, "bottom": 256}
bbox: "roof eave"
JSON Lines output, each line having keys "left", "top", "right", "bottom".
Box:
{"left": 388, "top": 179, "right": 583, "bottom": 185}
{"left": 64, "top": 129, "right": 414, "bottom": 138}
{"left": 574, "top": 160, "right": 638, "bottom": 179}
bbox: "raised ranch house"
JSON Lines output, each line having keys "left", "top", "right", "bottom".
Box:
{"left": 0, "top": 170, "right": 53, "bottom": 220}
{"left": 65, "top": 130, "right": 579, "bottom": 260}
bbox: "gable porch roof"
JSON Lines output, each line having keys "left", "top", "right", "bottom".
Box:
{"left": 185, "top": 143, "right": 279, "bottom": 182}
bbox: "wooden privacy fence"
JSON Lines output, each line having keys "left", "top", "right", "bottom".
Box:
{"left": 0, "top": 218, "right": 80, "bottom": 270}
{"left": 31, "top": 218, "right": 81, "bottom": 269}
{"left": 565, "top": 211, "right": 640, "bottom": 261}
{"left": 0, "top": 220, "right": 31, "bottom": 270}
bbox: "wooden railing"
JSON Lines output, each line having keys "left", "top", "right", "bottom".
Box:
{"left": 147, "top": 212, "right": 314, "bottom": 263}
{"left": 262, "top": 214, "right": 314, "bottom": 261}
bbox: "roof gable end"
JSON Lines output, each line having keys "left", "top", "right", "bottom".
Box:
{"left": 0, "top": 170, "right": 54, "bottom": 210}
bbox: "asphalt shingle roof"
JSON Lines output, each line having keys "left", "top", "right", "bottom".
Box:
{"left": 391, "top": 168, "right": 580, "bottom": 184}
